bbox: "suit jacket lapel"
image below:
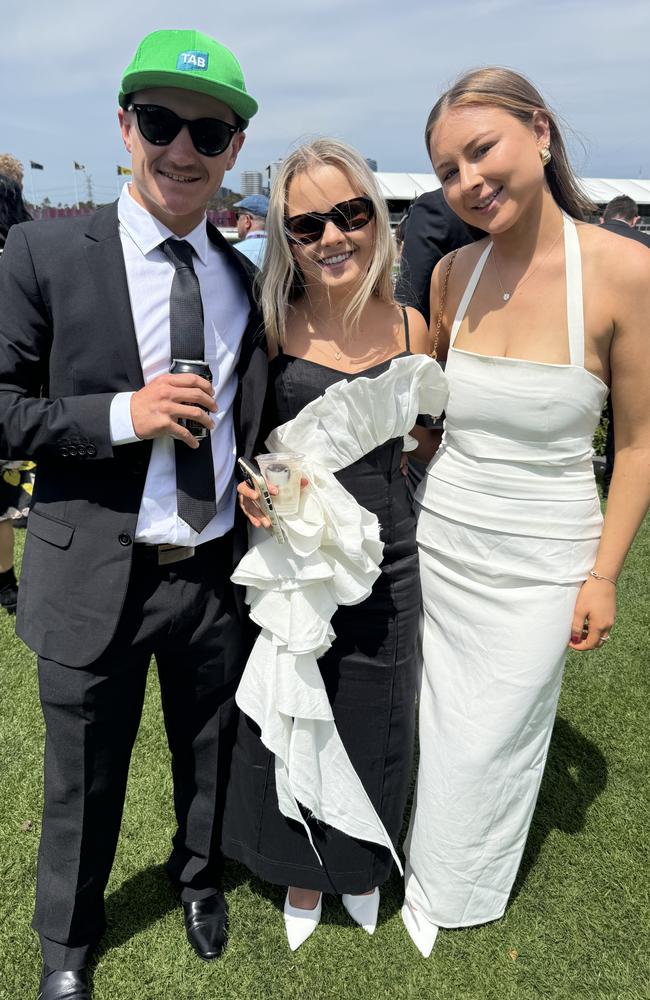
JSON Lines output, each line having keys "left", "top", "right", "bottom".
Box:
{"left": 207, "top": 222, "right": 268, "bottom": 457}
{"left": 80, "top": 208, "right": 268, "bottom": 442}
{"left": 206, "top": 219, "right": 258, "bottom": 308}
{"left": 83, "top": 202, "right": 145, "bottom": 389}
{"left": 237, "top": 317, "right": 268, "bottom": 457}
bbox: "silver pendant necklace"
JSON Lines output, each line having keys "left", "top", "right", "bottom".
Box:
{"left": 492, "top": 226, "right": 563, "bottom": 302}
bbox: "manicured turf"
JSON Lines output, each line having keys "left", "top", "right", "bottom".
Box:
{"left": 1, "top": 513, "right": 648, "bottom": 1000}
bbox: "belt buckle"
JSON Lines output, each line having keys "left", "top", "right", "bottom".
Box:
{"left": 158, "top": 544, "right": 195, "bottom": 566}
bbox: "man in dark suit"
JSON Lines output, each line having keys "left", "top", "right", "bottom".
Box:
{"left": 600, "top": 194, "right": 650, "bottom": 249}
{"left": 0, "top": 29, "right": 266, "bottom": 1000}
{"left": 599, "top": 196, "right": 650, "bottom": 495}
{"left": 395, "top": 187, "right": 483, "bottom": 325}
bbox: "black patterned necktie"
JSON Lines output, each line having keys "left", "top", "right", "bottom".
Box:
{"left": 161, "top": 238, "right": 216, "bottom": 534}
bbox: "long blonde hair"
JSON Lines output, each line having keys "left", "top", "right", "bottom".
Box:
{"left": 425, "top": 67, "right": 595, "bottom": 220}
{"left": 259, "top": 138, "right": 396, "bottom": 350}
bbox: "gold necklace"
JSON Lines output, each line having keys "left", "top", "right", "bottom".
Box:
{"left": 302, "top": 316, "right": 345, "bottom": 360}
{"left": 492, "top": 226, "right": 563, "bottom": 302}
{"left": 314, "top": 342, "right": 370, "bottom": 365}
{"left": 310, "top": 339, "right": 345, "bottom": 362}
{"left": 309, "top": 337, "right": 381, "bottom": 367}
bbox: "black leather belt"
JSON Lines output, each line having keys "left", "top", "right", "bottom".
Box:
{"left": 137, "top": 543, "right": 196, "bottom": 566}
{"left": 134, "top": 531, "right": 232, "bottom": 567}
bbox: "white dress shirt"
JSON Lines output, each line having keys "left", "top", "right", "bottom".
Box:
{"left": 110, "top": 184, "right": 250, "bottom": 545}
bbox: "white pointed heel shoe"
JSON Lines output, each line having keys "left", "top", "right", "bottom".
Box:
{"left": 283, "top": 890, "right": 322, "bottom": 951}
{"left": 401, "top": 899, "right": 439, "bottom": 957}
{"left": 342, "top": 887, "right": 380, "bottom": 935}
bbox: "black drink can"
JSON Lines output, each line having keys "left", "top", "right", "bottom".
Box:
{"left": 169, "top": 359, "right": 213, "bottom": 439}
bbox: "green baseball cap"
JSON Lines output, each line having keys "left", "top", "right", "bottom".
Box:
{"left": 118, "top": 29, "right": 258, "bottom": 122}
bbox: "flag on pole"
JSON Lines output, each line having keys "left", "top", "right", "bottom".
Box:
{"left": 74, "top": 161, "right": 85, "bottom": 170}
{"left": 117, "top": 165, "right": 132, "bottom": 176}
{"left": 30, "top": 161, "right": 44, "bottom": 170}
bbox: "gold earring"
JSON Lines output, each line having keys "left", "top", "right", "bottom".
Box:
{"left": 540, "top": 147, "right": 552, "bottom": 166}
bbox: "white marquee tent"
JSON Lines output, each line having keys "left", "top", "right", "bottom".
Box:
{"left": 374, "top": 173, "right": 650, "bottom": 208}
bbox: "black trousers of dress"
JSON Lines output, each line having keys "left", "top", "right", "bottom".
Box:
{"left": 32, "top": 535, "right": 245, "bottom": 970}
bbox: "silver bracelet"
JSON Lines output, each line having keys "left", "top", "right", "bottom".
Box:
{"left": 589, "top": 569, "right": 617, "bottom": 585}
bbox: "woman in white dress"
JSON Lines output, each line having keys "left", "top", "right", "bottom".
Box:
{"left": 403, "top": 67, "right": 650, "bottom": 956}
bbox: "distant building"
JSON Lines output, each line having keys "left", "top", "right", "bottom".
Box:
{"left": 265, "top": 159, "right": 284, "bottom": 194}
{"left": 365, "top": 158, "right": 378, "bottom": 172}
{"left": 240, "top": 171, "right": 263, "bottom": 197}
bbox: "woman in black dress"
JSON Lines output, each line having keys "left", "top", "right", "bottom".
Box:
{"left": 222, "top": 139, "right": 433, "bottom": 949}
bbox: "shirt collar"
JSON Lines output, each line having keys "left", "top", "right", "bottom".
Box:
{"left": 117, "top": 183, "right": 209, "bottom": 266}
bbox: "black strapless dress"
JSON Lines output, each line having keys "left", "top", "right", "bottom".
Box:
{"left": 222, "top": 350, "right": 420, "bottom": 893}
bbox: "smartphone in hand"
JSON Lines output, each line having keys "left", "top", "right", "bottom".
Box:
{"left": 237, "top": 457, "right": 285, "bottom": 544}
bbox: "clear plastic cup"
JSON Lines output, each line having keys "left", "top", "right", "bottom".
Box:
{"left": 256, "top": 453, "right": 304, "bottom": 515}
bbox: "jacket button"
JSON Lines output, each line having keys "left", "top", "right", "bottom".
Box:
{"left": 87, "top": 444, "right": 97, "bottom": 457}
{"left": 118, "top": 532, "right": 132, "bottom": 546}
{"left": 77, "top": 445, "right": 87, "bottom": 457}
{"left": 68, "top": 445, "right": 78, "bottom": 456}
{"left": 60, "top": 447, "right": 70, "bottom": 457}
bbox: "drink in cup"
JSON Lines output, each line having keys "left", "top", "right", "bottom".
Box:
{"left": 255, "top": 453, "right": 304, "bottom": 515}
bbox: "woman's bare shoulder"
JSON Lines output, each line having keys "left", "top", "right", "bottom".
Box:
{"left": 404, "top": 306, "right": 432, "bottom": 355}
{"left": 430, "top": 238, "right": 489, "bottom": 320}
{"left": 434, "top": 239, "right": 489, "bottom": 281}
{"left": 578, "top": 222, "right": 650, "bottom": 312}
{"left": 578, "top": 220, "right": 650, "bottom": 272}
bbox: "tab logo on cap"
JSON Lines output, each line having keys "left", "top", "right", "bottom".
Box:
{"left": 176, "top": 50, "right": 209, "bottom": 71}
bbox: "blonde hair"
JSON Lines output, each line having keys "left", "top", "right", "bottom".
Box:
{"left": 259, "top": 138, "right": 395, "bottom": 349}
{"left": 425, "top": 67, "right": 595, "bottom": 220}
{"left": 0, "top": 154, "right": 24, "bottom": 188}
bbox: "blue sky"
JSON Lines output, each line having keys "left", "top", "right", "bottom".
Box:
{"left": 2, "top": 0, "right": 648, "bottom": 205}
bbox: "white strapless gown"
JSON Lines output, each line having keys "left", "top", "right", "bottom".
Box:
{"left": 403, "top": 215, "right": 609, "bottom": 939}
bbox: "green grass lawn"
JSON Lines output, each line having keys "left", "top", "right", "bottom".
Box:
{"left": 1, "top": 515, "right": 648, "bottom": 1000}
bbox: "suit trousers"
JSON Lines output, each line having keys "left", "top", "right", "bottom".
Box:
{"left": 32, "top": 533, "right": 245, "bottom": 970}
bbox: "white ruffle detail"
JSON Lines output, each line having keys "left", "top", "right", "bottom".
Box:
{"left": 232, "top": 355, "right": 448, "bottom": 869}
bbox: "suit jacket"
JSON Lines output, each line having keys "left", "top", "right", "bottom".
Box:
{"left": 600, "top": 219, "right": 650, "bottom": 249}
{"left": 395, "top": 188, "right": 483, "bottom": 325}
{"left": 0, "top": 201, "right": 267, "bottom": 667}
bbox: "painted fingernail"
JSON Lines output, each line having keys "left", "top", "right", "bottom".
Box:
{"left": 570, "top": 633, "right": 580, "bottom": 643}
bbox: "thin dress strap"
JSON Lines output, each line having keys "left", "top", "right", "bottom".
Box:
{"left": 401, "top": 307, "right": 411, "bottom": 351}
{"left": 449, "top": 242, "right": 493, "bottom": 347}
{"left": 562, "top": 214, "right": 585, "bottom": 368}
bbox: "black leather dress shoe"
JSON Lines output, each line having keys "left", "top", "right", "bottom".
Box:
{"left": 0, "top": 581, "right": 18, "bottom": 615}
{"left": 183, "top": 891, "right": 228, "bottom": 961}
{"left": 37, "top": 967, "right": 90, "bottom": 1000}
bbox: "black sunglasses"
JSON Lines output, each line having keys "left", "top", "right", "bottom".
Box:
{"left": 128, "top": 103, "right": 241, "bottom": 157}
{"left": 285, "top": 196, "right": 375, "bottom": 244}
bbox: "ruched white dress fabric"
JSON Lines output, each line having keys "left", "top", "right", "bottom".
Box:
{"left": 404, "top": 215, "right": 609, "bottom": 935}
{"left": 232, "top": 355, "right": 448, "bottom": 870}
